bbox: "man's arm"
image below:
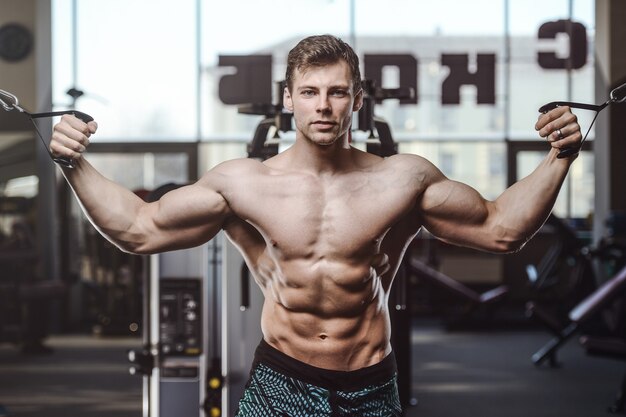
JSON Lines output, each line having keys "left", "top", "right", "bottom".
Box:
{"left": 418, "top": 106, "right": 581, "bottom": 253}
{"left": 51, "top": 115, "right": 231, "bottom": 254}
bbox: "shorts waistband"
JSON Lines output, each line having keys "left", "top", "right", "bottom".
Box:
{"left": 252, "top": 339, "right": 397, "bottom": 392}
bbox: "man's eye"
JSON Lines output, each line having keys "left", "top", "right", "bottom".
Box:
{"left": 331, "top": 90, "right": 348, "bottom": 97}
{"left": 301, "top": 90, "right": 315, "bottom": 96}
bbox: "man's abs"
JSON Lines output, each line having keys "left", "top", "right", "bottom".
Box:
{"left": 255, "top": 258, "right": 393, "bottom": 371}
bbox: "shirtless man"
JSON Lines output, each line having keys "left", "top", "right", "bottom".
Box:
{"left": 50, "top": 35, "right": 582, "bottom": 416}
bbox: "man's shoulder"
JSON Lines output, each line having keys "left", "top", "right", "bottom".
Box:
{"left": 386, "top": 152, "right": 429, "bottom": 164}
{"left": 196, "top": 158, "right": 267, "bottom": 192}
{"left": 209, "top": 158, "right": 267, "bottom": 176}
{"left": 381, "top": 153, "right": 437, "bottom": 174}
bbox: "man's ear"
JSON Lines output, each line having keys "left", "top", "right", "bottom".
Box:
{"left": 283, "top": 86, "right": 294, "bottom": 112}
{"left": 352, "top": 89, "right": 364, "bottom": 112}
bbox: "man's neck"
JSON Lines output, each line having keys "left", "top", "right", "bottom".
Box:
{"left": 286, "top": 134, "right": 355, "bottom": 175}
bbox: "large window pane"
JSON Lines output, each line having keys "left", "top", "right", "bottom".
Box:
{"left": 354, "top": 0, "right": 506, "bottom": 140}
{"left": 508, "top": 0, "right": 595, "bottom": 139}
{"left": 53, "top": 0, "right": 198, "bottom": 141}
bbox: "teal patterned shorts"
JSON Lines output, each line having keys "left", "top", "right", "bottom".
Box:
{"left": 235, "top": 340, "right": 402, "bottom": 417}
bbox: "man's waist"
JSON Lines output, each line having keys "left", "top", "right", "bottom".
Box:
{"left": 252, "top": 338, "right": 397, "bottom": 392}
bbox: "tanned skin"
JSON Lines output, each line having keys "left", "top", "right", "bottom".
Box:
{"left": 50, "top": 60, "right": 581, "bottom": 371}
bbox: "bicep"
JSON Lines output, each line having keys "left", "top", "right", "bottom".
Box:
{"left": 136, "top": 180, "right": 231, "bottom": 253}
{"left": 419, "top": 174, "right": 496, "bottom": 250}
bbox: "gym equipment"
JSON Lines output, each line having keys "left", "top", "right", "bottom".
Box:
{"left": 524, "top": 215, "right": 588, "bottom": 299}
{"left": 81, "top": 224, "right": 143, "bottom": 336}
{"left": 527, "top": 265, "right": 626, "bottom": 368}
{"left": 526, "top": 215, "right": 626, "bottom": 367}
{"left": 357, "top": 79, "right": 414, "bottom": 157}
{"left": 0, "top": 196, "right": 65, "bottom": 352}
{"left": 538, "top": 80, "right": 626, "bottom": 159}
{"left": 568, "top": 266, "right": 626, "bottom": 413}
{"left": 135, "top": 245, "right": 209, "bottom": 417}
{"left": 526, "top": 219, "right": 626, "bottom": 414}
{"left": 407, "top": 258, "right": 509, "bottom": 315}
{"left": 0, "top": 88, "right": 93, "bottom": 168}
{"left": 237, "top": 80, "right": 289, "bottom": 159}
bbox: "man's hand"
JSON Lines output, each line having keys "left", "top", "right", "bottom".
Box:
{"left": 535, "top": 106, "right": 582, "bottom": 154}
{"left": 50, "top": 114, "right": 98, "bottom": 162}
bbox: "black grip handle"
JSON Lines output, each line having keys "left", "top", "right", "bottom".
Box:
{"left": 610, "top": 82, "right": 626, "bottom": 102}
{"left": 538, "top": 100, "right": 601, "bottom": 113}
{"left": 71, "top": 110, "right": 94, "bottom": 123}
{"left": 556, "top": 147, "right": 579, "bottom": 159}
{"left": 52, "top": 156, "right": 75, "bottom": 168}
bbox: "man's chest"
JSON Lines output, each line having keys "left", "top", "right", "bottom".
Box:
{"left": 223, "top": 172, "right": 420, "bottom": 257}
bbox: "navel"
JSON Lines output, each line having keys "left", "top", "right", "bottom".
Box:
{"left": 318, "top": 333, "right": 328, "bottom": 340}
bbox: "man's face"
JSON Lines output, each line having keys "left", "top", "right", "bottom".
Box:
{"left": 284, "top": 60, "right": 362, "bottom": 147}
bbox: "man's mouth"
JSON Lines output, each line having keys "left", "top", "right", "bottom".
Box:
{"left": 312, "top": 121, "right": 336, "bottom": 128}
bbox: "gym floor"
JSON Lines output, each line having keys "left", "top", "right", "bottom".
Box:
{"left": 0, "top": 321, "right": 622, "bottom": 417}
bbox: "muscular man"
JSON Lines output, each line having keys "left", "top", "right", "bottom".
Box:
{"left": 50, "top": 35, "right": 581, "bottom": 416}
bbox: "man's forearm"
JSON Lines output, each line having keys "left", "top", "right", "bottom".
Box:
{"left": 61, "top": 157, "right": 147, "bottom": 251}
{"left": 494, "top": 147, "right": 575, "bottom": 249}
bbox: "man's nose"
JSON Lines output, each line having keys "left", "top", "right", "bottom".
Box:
{"left": 316, "top": 93, "right": 331, "bottom": 113}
